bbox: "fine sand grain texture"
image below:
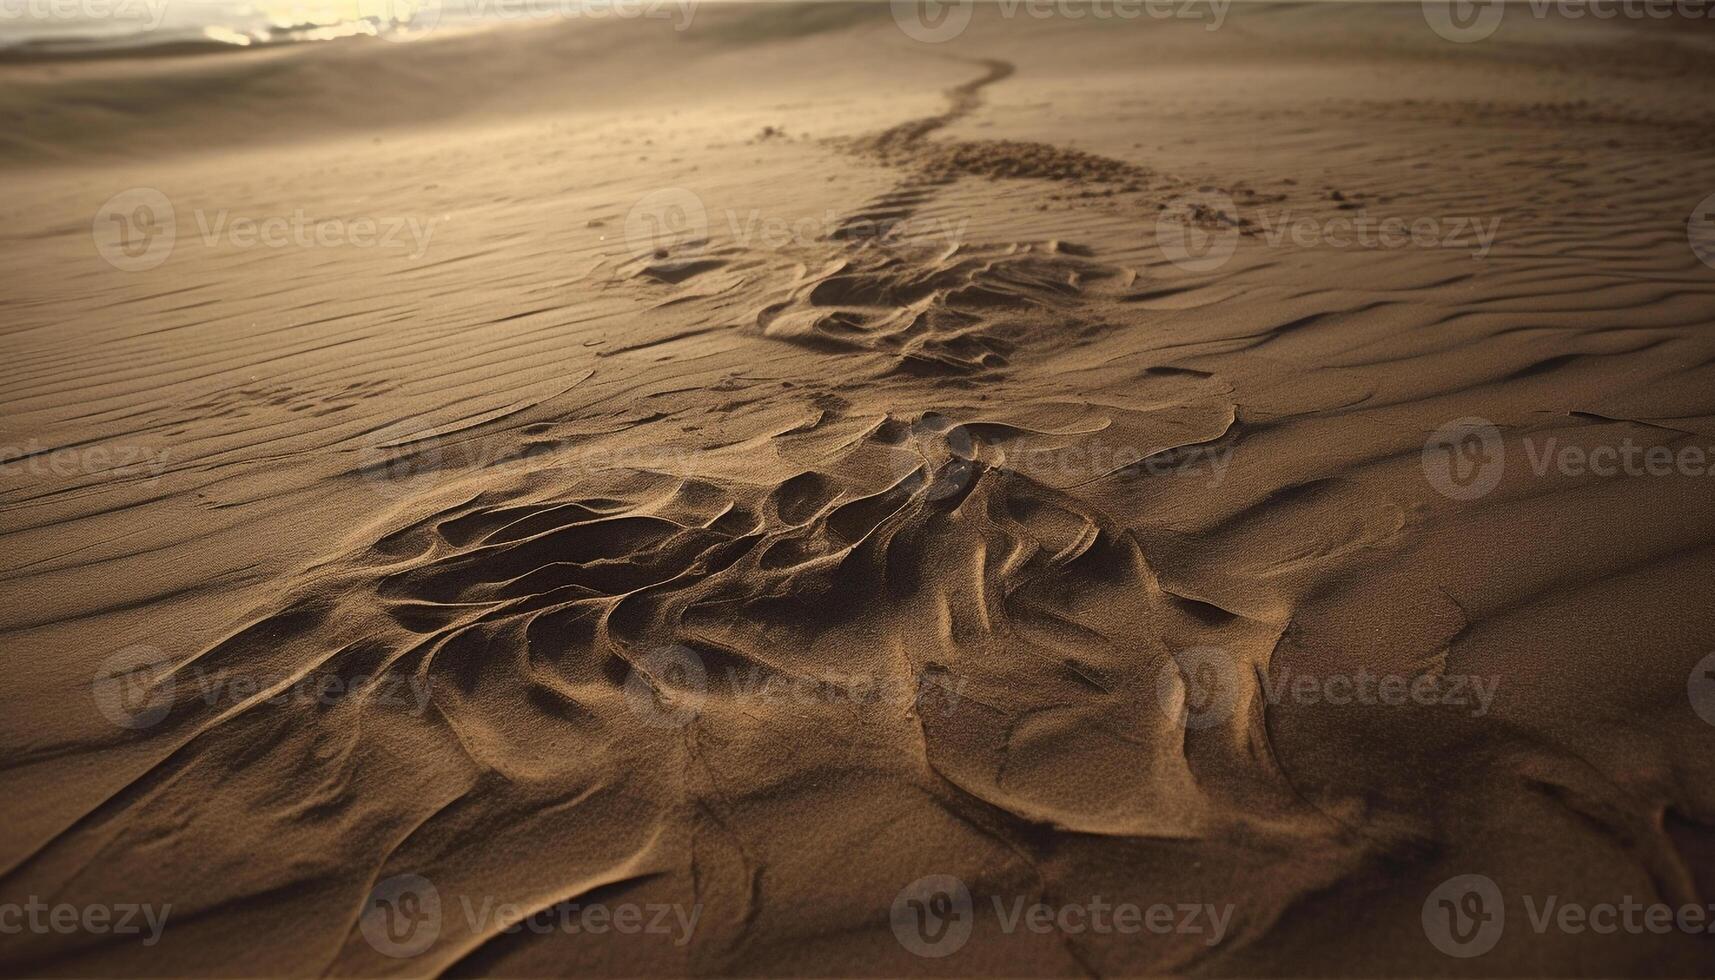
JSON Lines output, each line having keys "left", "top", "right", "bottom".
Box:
{"left": 4, "top": 3, "right": 1715, "bottom": 976}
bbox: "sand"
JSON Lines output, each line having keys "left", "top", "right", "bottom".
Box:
{"left": 4, "top": 2, "right": 1715, "bottom": 975}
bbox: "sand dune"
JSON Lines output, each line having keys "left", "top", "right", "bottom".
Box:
{"left": 4, "top": 2, "right": 1715, "bottom": 976}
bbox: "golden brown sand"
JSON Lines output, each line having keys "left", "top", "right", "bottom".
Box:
{"left": 4, "top": 3, "right": 1715, "bottom": 976}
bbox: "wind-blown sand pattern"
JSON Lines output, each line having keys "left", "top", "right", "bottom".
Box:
{"left": 4, "top": 3, "right": 1715, "bottom": 976}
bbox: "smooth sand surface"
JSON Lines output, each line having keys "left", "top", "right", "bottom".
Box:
{"left": 4, "top": 3, "right": 1715, "bottom": 975}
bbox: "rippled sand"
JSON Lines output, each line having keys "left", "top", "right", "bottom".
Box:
{"left": 4, "top": 3, "right": 1715, "bottom": 976}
